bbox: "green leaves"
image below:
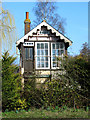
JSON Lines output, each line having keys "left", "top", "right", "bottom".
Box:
{"left": 2, "top": 51, "right": 21, "bottom": 111}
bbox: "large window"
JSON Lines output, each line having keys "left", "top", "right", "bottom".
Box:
{"left": 25, "top": 48, "right": 33, "bottom": 60}
{"left": 35, "top": 42, "right": 50, "bottom": 69}
{"left": 51, "top": 42, "right": 65, "bottom": 69}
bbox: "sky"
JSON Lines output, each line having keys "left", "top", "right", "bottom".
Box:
{"left": 2, "top": 2, "right": 88, "bottom": 63}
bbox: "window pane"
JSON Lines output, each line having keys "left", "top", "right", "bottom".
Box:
{"left": 52, "top": 57, "right": 56, "bottom": 61}
{"left": 37, "top": 43, "right": 40, "bottom": 49}
{"left": 53, "top": 62, "right": 57, "bottom": 67}
{"left": 37, "top": 57, "right": 40, "bottom": 61}
{"left": 45, "top": 62, "right": 48, "bottom": 67}
{"left": 56, "top": 44, "right": 59, "bottom": 49}
{"left": 45, "top": 43, "right": 48, "bottom": 49}
{"left": 52, "top": 44, "right": 55, "bottom": 49}
{"left": 30, "top": 48, "right": 33, "bottom": 60}
{"left": 41, "top": 50, "right": 44, "bottom": 55}
{"left": 45, "top": 57, "right": 48, "bottom": 61}
{"left": 37, "top": 61, "right": 40, "bottom": 68}
{"left": 60, "top": 43, "right": 63, "bottom": 49}
{"left": 58, "top": 50, "right": 60, "bottom": 56}
{"left": 41, "top": 43, "right": 44, "bottom": 49}
{"left": 37, "top": 50, "right": 40, "bottom": 55}
{"left": 41, "top": 57, "right": 44, "bottom": 61}
{"left": 41, "top": 62, "right": 44, "bottom": 67}
{"left": 45, "top": 50, "right": 48, "bottom": 55}
{"left": 25, "top": 48, "right": 29, "bottom": 59}
{"left": 61, "top": 50, "right": 64, "bottom": 54}
{"left": 56, "top": 50, "right": 59, "bottom": 56}
{"left": 52, "top": 50, "right": 55, "bottom": 55}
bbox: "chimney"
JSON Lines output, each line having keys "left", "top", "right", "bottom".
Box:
{"left": 24, "top": 12, "right": 31, "bottom": 35}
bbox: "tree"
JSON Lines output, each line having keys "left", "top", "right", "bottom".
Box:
{"left": 56, "top": 54, "right": 90, "bottom": 108}
{"left": 33, "top": 0, "right": 66, "bottom": 34}
{"left": 0, "top": 4, "right": 16, "bottom": 54}
{"left": 0, "top": 3, "right": 17, "bottom": 112}
{"left": 2, "top": 51, "right": 22, "bottom": 111}
{"left": 80, "top": 42, "right": 90, "bottom": 61}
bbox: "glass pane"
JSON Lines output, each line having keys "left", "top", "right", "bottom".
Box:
{"left": 61, "top": 50, "right": 64, "bottom": 54}
{"left": 56, "top": 50, "right": 59, "bottom": 56}
{"left": 53, "top": 62, "right": 57, "bottom": 67}
{"left": 56, "top": 44, "right": 59, "bottom": 49}
{"left": 52, "top": 44, "right": 55, "bottom": 49}
{"left": 45, "top": 57, "right": 48, "bottom": 61}
{"left": 52, "top": 50, "right": 55, "bottom": 55}
{"left": 41, "top": 57, "right": 44, "bottom": 61}
{"left": 46, "top": 62, "right": 48, "bottom": 67}
{"left": 60, "top": 43, "right": 63, "bottom": 49}
{"left": 30, "top": 48, "right": 32, "bottom": 59}
{"left": 37, "top": 57, "right": 40, "bottom": 61}
{"left": 30, "top": 48, "right": 33, "bottom": 60}
{"left": 25, "top": 48, "right": 29, "bottom": 59}
{"left": 45, "top": 50, "right": 48, "bottom": 55}
{"left": 45, "top": 43, "right": 48, "bottom": 49}
{"left": 52, "top": 57, "right": 56, "bottom": 61}
{"left": 37, "top": 43, "right": 40, "bottom": 49}
{"left": 41, "top": 62, "right": 44, "bottom": 67}
{"left": 37, "top": 61, "right": 40, "bottom": 68}
{"left": 58, "top": 50, "right": 60, "bottom": 56}
{"left": 37, "top": 50, "right": 40, "bottom": 55}
{"left": 41, "top": 43, "right": 44, "bottom": 49}
{"left": 41, "top": 50, "right": 44, "bottom": 55}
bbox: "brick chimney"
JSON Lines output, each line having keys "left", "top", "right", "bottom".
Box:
{"left": 24, "top": 12, "right": 31, "bottom": 35}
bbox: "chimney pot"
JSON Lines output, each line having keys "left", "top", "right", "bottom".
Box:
{"left": 26, "top": 12, "right": 29, "bottom": 19}
{"left": 24, "top": 12, "right": 31, "bottom": 35}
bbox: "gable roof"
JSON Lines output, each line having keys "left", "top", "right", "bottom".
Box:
{"left": 16, "top": 20, "right": 72, "bottom": 46}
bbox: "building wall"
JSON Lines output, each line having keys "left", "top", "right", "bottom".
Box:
{"left": 20, "top": 28, "right": 68, "bottom": 84}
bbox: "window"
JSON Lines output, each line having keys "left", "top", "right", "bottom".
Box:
{"left": 25, "top": 48, "right": 33, "bottom": 60}
{"left": 51, "top": 42, "right": 65, "bottom": 69}
{"left": 23, "top": 42, "right": 34, "bottom": 46}
{"left": 35, "top": 42, "right": 50, "bottom": 69}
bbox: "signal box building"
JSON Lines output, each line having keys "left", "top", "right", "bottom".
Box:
{"left": 16, "top": 12, "right": 72, "bottom": 84}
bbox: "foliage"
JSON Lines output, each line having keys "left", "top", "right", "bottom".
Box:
{"left": 23, "top": 42, "right": 90, "bottom": 109}
{"left": 2, "top": 107, "right": 89, "bottom": 118}
{"left": 14, "top": 98, "right": 27, "bottom": 111}
{"left": 2, "top": 51, "right": 23, "bottom": 111}
{"left": 74, "top": 42, "right": 90, "bottom": 100}
{"left": 33, "top": 0, "right": 66, "bottom": 34}
{"left": 39, "top": 42, "right": 90, "bottom": 109}
{"left": 56, "top": 54, "right": 90, "bottom": 108}
{"left": 2, "top": 44, "right": 89, "bottom": 112}
{"left": 23, "top": 78, "right": 44, "bottom": 109}
{"left": 0, "top": 4, "right": 16, "bottom": 51}
{"left": 80, "top": 42, "right": 89, "bottom": 61}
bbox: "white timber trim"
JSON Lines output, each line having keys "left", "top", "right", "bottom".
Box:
{"left": 16, "top": 21, "right": 72, "bottom": 46}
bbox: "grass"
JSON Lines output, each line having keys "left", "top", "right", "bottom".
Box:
{"left": 2, "top": 107, "right": 89, "bottom": 118}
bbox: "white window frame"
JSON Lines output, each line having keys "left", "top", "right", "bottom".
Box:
{"left": 23, "top": 42, "right": 34, "bottom": 46}
{"left": 51, "top": 42, "right": 65, "bottom": 69}
{"left": 35, "top": 42, "right": 50, "bottom": 69}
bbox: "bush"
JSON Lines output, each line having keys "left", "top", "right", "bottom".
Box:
{"left": 2, "top": 51, "right": 22, "bottom": 111}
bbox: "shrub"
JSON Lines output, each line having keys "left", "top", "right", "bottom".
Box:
{"left": 2, "top": 51, "right": 21, "bottom": 111}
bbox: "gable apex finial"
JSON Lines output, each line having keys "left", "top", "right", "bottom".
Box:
{"left": 43, "top": 20, "right": 46, "bottom": 22}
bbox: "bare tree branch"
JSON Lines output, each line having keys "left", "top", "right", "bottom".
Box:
{"left": 32, "top": 0, "right": 66, "bottom": 34}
